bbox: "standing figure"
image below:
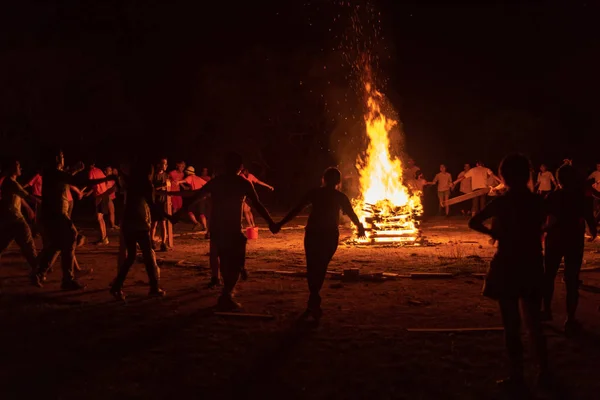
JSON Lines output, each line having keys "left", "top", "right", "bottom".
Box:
{"left": 182, "top": 166, "right": 209, "bottom": 231}
{"left": 457, "top": 163, "right": 472, "bottom": 216}
{"left": 151, "top": 158, "right": 169, "bottom": 252}
{"left": 430, "top": 164, "right": 453, "bottom": 217}
{"left": 104, "top": 166, "right": 119, "bottom": 229}
{"left": 239, "top": 168, "right": 274, "bottom": 228}
{"left": 274, "top": 167, "right": 366, "bottom": 322}
{"left": 0, "top": 160, "right": 39, "bottom": 280}
{"left": 542, "top": 164, "right": 597, "bottom": 335}
{"left": 110, "top": 161, "right": 166, "bottom": 300}
{"left": 170, "top": 152, "right": 275, "bottom": 311}
{"left": 36, "top": 150, "right": 115, "bottom": 290}
{"left": 87, "top": 161, "right": 110, "bottom": 245}
{"left": 536, "top": 164, "right": 556, "bottom": 198}
{"left": 168, "top": 161, "right": 185, "bottom": 213}
{"left": 454, "top": 161, "right": 498, "bottom": 216}
{"left": 468, "top": 153, "right": 549, "bottom": 392}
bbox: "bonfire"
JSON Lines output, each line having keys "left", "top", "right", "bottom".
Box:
{"left": 352, "top": 78, "right": 423, "bottom": 245}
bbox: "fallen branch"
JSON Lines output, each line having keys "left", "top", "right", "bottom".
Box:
{"left": 214, "top": 312, "right": 275, "bottom": 319}
{"left": 407, "top": 327, "right": 503, "bottom": 332}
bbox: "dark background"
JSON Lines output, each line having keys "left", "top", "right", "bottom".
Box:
{"left": 1, "top": 1, "right": 598, "bottom": 206}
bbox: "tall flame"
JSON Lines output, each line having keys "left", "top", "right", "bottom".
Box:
{"left": 353, "top": 73, "right": 422, "bottom": 243}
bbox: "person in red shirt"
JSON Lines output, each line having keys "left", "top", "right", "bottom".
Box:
{"left": 86, "top": 161, "right": 110, "bottom": 245}
{"left": 181, "top": 166, "right": 208, "bottom": 231}
{"left": 24, "top": 170, "right": 43, "bottom": 227}
{"left": 168, "top": 161, "right": 185, "bottom": 213}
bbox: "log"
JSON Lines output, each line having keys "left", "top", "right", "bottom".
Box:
{"left": 410, "top": 272, "right": 453, "bottom": 279}
{"left": 214, "top": 312, "right": 275, "bottom": 319}
{"left": 407, "top": 327, "right": 503, "bottom": 333}
{"left": 443, "top": 188, "right": 490, "bottom": 207}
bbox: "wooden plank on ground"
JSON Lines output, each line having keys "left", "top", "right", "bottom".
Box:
{"left": 407, "top": 327, "right": 503, "bottom": 332}
{"left": 443, "top": 188, "right": 490, "bottom": 207}
{"left": 410, "top": 272, "right": 453, "bottom": 279}
{"left": 214, "top": 312, "right": 275, "bottom": 319}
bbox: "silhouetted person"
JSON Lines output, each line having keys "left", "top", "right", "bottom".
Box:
{"left": 542, "top": 164, "right": 597, "bottom": 335}
{"left": 0, "top": 159, "right": 39, "bottom": 280}
{"left": 86, "top": 161, "right": 110, "bottom": 245}
{"left": 171, "top": 152, "right": 275, "bottom": 310}
{"left": 110, "top": 161, "right": 166, "bottom": 300}
{"left": 274, "top": 167, "right": 366, "bottom": 322}
{"left": 37, "top": 150, "right": 115, "bottom": 289}
{"left": 151, "top": 158, "right": 169, "bottom": 252}
{"left": 469, "top": 153, "right": 549, "bottom": 392}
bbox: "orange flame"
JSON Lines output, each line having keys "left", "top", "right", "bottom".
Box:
{"left": 353, "top": 77, "right": 422, "bottom": 243}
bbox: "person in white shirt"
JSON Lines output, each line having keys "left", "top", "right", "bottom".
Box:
{"left": 588, "top": 163, "right": 600, "bottom": 191}
{"left": 536, "top": 164, "right": 557, "bottom": 198}
{"left": 454, "top": 161, "right": 499, "bottom": 216}
{"left": 430, "top": 164, "right": 453, "bottom": 217}
{"left": 456, "top": 163, "right": 472, "bottom": 216}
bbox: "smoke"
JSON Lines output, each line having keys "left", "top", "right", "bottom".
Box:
{"left": 323, "top": 1, "right": 408, "bottom": 186}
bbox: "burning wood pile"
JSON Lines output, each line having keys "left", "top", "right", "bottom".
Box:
{"left": 360, "top": 201, "right": 422, "bottom": 244}
{"left": 349, "top": 69, "right": 423, "bottom": 245}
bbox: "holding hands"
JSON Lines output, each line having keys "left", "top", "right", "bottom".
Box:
{"left": 269, "top": 221, "right": 281, "bottom": 234}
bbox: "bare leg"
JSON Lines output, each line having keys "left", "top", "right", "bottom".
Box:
{"left": 444, "top": 193, "right": 450, "bottom": 216}
{"left": 188, "top": 211, "right": 200, "bottom": 226}
{"left": 151, "top": 221, "right": 158, "bottom": 242}
{"left": 244, "top": 210, "right": 255, "bottom": 227}
{"left": 160, "top": 220, "right": 167, "bottom": 246}
{"left": 108, "top": 199, "right": 116, "bottom": 228}
{"left": 199, "top": 214, "right": 208, "bottom": 231}
{"left": 97, "top": 213, "right": 107, "bottom": 241}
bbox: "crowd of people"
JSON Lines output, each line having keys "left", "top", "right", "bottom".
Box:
{"left": 406, "top": 158, "right": 600, "bottom": 219}
{"left": 1, "top": 148, "right": 599, "bottom": 393}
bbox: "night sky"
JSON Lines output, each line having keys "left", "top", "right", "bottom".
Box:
{"left": 1, "top": 1, "right": 598, "bottom": 199}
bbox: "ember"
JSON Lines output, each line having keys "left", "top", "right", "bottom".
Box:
{"left": 351, "top": 64, "right": 423, "bottom": 245}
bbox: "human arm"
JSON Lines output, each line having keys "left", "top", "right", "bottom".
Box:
{"left": 69, "top": 185, "right": 85, "bottom": 200}
{"left": 252, "top": 177, "right": 274, "bottom": 191}
{"left": 338, "top": 193, "right": 367, "bottom": 238}
{"left": 276, "top": 192, "right": 312, "bottom": 230}
{"left": 20, "top": 198, "right": 35, "bottom": 221}
{"left": 244, "top": 181, "right": 275, "bottom": 228}
{"left": 468, "top": 199, "right": 499, "bottom": 240}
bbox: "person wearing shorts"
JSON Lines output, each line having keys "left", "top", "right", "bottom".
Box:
{"left": 431, "top": 164, "right": 453, "bottom": 217}
{"left": 182, "top": 166, "right": 208, "bottom": 231}
{"left": 170, "top": 152, "right": 275, "bottom": 311}
{"left": 0, "top": 160, "right": 39, "bottom": 281}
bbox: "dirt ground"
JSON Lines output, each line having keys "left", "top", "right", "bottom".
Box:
{"left": 1, "top": 216, "right": 600, "bottom": 399}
